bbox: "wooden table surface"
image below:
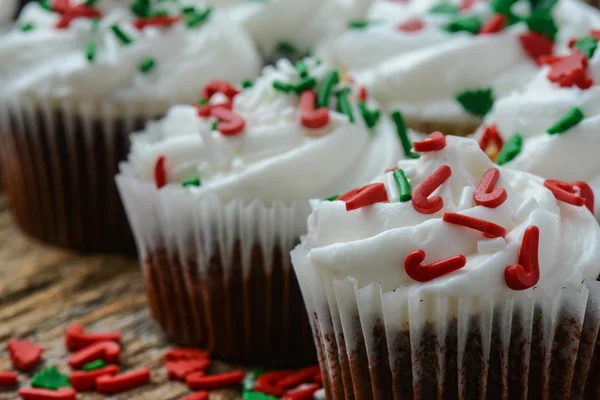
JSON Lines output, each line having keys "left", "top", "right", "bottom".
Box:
{"left": 0, "top": 194, "right": 244, "bottom": 400}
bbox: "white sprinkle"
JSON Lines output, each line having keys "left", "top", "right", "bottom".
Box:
{"left": 458, "top": 186, "right": 474, "bottom": 210}
{"left": 403, "top": 166, "right": 416, "bottom": 178}
{"left": 512, "top": 197, "right": 538, "bottom": 223}
{"left": 103, "top": 31, "right": 119, "bottom": 64}
{"left": 210, "top": 92, "right": 228, "bottom": 105}
{"left": 198, "top": 126, "right": 225, "bottom": 167}
{"left": 276, "top": 58, "right": 297, "bottom": 78}
{"left": 313, "top": 388, "right": 326, "bottom": 400}
{"left": 386, "top": 172, "right": 399, "bottom": 202}
{"left": 477, "top": 237, "right": 507, "bottom": 254}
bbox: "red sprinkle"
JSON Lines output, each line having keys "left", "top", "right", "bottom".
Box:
{"left": 591, "top": 30, "right": 600, "bottom": 41}
{"left": 154, "top": 155, "right": 167, "bottom": 189}
{"left": 479, "top": 14, "right": 507, "bottom": 35}
{"left": 65, "top": 324, "right": 121, "bottom": 351}
{"left": 18, "top": 388, "right": 76, "bottom": 400}
{"left": 505, "top": 226, "right": 540, "bottom": 290}
{"left": 518, "top": 32, "right": 554, "bottom": 65}
{"left": 96, "top": 369, "right": 151, "bottom": 394}
{"left": 166, "top": 358, "right": 211, "bottom": 380}
{"left": 211, "top": 106, "right": 246, "bottom": 136}
{"left": 7, "top": 340, "right": 43, "bottom": 371}
{"left": 474, "top": 168, "right": 507, "bottom": 208}
{"left": 0, "top": 371, "right": 18, "bottom": 386}
{"left": 54, "top": 4, "right": 102, "bottom": 29}
{"left": 70, "top": 365, "right": 120, "bottom": 391}
{"left": 547, "top": 50, "right": 593, "bottom": 89}
{"left": 568, "top": 38, "right": 577, "bottom": 48}
{"left": 443, "top": 212, "right": 507, "bottom": 238}
{"left": 255, "top": 371, "right": 293, "bottom": 397}
{"left": 544, "top": 179, "right": 595, "bottom": 213}
{"left": 413, "top": 131, "right": 446, "bottom": 153}
{"left": 165, "top": 348, "right": 210, "bottom": 362}
{"left": 300, "top": 90, "right": 329, "bottom": 130}
{"left": 180, "top": 392, "right": 209, "bottom": 400}
{"left": 196, "top": 99, "right": 233, "bottom": 118}
{"left": 201, "top": 79, "right": 239, "bottom": 100}
{"left": 186, "top": 370, "right": 245, "bottom": 390}
{"left": 460, "top": 0, "right": 477, "bottom": 10}
{"left": 538, "top": 54, "right": 565, "bottom": 66}
{"left": 478, "top": 124, "right": 504, "bottom": 152}
{"left": 68, "top": 341, "right": 120, "bottom": 369}
{"left": 386, "top": 167, "right": 399, "bottom": 173}
{"left": 283, "top": 383, "right": 321, "bottom": 400}
{"left": 358, "top": 86, "right": 368, "bottom": 102}
{"left": 277, "top": 366, "right": 320, "bottom": 391}
{"left": 412, "top": 165, "right": 452, "bottom": 214}
{"left": 405, "top": 250, "right": 467, "bottom": 282}
{"left": 338, "top": 183, "right": 389, "bottom": 211}
{"left": 134, "top": 15, "right": 180, "bottom": 30}
{"left": 397, "top": 19, "right": 424, "bottom": 33}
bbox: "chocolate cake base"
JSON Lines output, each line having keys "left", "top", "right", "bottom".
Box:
{"left": 0, "top": 107, "right": 144, "bottom": 253}
{"left": 144, "top": 242, "right": 317, "bottom": 367}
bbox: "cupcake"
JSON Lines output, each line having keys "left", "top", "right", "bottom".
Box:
{"left": 0, "top": 0, "right": 261, "bottom": 252}
{"left": 317, "top": 0, "right": 600, "bottom": 136}
{"left": 476, "top": 30, "right": 600, "bottom": 219}
{"left": 292, "top": 135, "right": 600, "bottom": 399}
{"left": 116, "top": 58, "right": 416, "bottom": 365}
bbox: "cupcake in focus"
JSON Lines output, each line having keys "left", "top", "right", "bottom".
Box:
{"left": 292, "top": 135, "right": 600, "bottom": 398}
{"left": 317, "top": 0, "right": 600, "bottom": 136}
{"left": 116, "top": 58, "right": 415, "bottom": 365}
{"left": 0, "top": 0, "right": 261, "bottom": 252}
{"left": 476, "top": 29, "right": 600, "bottom": 219}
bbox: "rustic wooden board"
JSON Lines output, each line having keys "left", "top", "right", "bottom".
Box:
{"left": 0, "top": 195, "right": 244, "bottom": 400}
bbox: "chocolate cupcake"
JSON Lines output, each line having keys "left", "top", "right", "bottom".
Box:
{"left": 116, "top": 58, "right": 421, "bottom": 365}
{"left": 317, "top": 0, "right": 600, "bottom": 136}
{"left": 292, "top": 135, "right": 600, "bottom": 398}
{"left": 0, "top": 0, "right": 261, "bottom": 252}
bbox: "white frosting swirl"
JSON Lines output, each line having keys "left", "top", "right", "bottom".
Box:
{"left": 300, "top": 136, "right": 600, "bottom": 297}
{"left": 0, "top": 0, "right": 262, "bottom": 103}
{"left": 479, "top": 48, "right": 600, "bottom": 219}
{"left": 317, "top": 0, "right": 600, "bottom": 125}
{"left": 125, "top": 58, "right": 414, "bottom": 204}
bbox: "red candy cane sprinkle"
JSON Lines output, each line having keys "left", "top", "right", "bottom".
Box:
{"left": 358, "top": 86, "right": 368, "bottom": 102}
{"left": 18, "top": 387, "right": 76, "bottom": 400}
{"left": 443, "top": 212, "right": 508, "bottom": 238}
{"left": 255, "top": 371, "right": 293, "bottom": 397}
{"left": 8, "top": 339, "right": 43, "bottom": 371}
{"left": 211, "top": 106, "right": 245, "bottom": 136}
{"left": 413, "top": 131, "right": 446, "bottom": 152}
{"left": 544, "top": 179, "right": 595, "bottom": 213}
{"left": 54, "top": 1, "right": 103, "bottom": 29}
{"left": 166, "top": 358, "right": 211, "bottom": 380}
{"left": 0, "top": 371, "right": 18, "bottom": 386}
{"left": 547, "top": 50, "right": 593, "bottom": 89}
{"left": 479, "top": 14, "right": 507, "bottom": 35}
{"left": 65, "top": 324, "right": 121, "bottom": 351}
{"left": 519, "top": 32, "right": 554, "bottom": 65}
{"left": 412, "top": 165, "right": 452, "bottom": 214}
{"left": 397, "top": 19, "right": 425, "bottom": 33}
{"left": 180, "top": 392, "right": 209, "bottom": 400}
{"left": 165, "top": 348, "right": 210, "bottom": 361}
{"left": 505, "top": 226, "right": 540, "bottom": 290}
{"left": 196, "top": 98, "right": 234, "bottom": 118}
{"left": 134, "top": 15, "right": 180, "bottom": 30}
{"left": 186, "top": 370, "right": 245, "bottom": 390}
{"left": 69, "top": 365, "right": 120, "bottom": 391}
{"left": 68, "top": 341, "right": 120, "bottom": 369}
{"left": 201, "top": 79, "right": 239, "bottom": 100}
{"left": 338, "top": 183, "right": 389, "bottom": 211}
{"left": 154, "top": 155, "right": 167, "bottom": 189}
{"left": 283, "top": 383, "right": 321, "bottom": 400}
{"left": 300, "top": 90, "right": 329, "bottom": 130}
{"left": 96, "top": 369, "right": 151, "bottom": 394}
{"left": 479, "top": 124, "right": 504, "bottom": 152}
{"left": 276, "top": 366, "right": 320, "bottom": 391}
{"left": 405, "top": 250, "right": 466, "bottom": 282}
{"left": 474, "top": 168, "right": 507, "bottom": 208}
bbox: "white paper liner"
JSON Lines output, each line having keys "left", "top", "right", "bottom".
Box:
{"left": 0, "top": 94, "right": 165, "bottom": 252}
{"left": 116, "top": 171, "right": 317, "bottom": 365}
{"left": 291, "top": 241, "right": 600, "bottom": 399}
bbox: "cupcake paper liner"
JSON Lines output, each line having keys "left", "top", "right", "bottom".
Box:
{"left": 0, "top": 96, "right": 165, "bottom": 253}
{"left": 292, "top": 242, "right": 600, "bottom": 399}
{"left": 116, "top": 173, "right": 317, "bottom": 366}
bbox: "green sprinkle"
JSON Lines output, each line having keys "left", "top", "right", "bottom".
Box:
{"left": 82, "top": 360, "right": 106, "bottom": 371}
{"left": 181, "top": 6, "right": 196, "bottom": 14}
{"left": 243, "top": 371, "right": 264, "bottom": 392}
{"left": 131, "top": 0, "right": 151, "bottom": 17}
{"left": 111, "top": 24, "right": 133, "bottom": 45}
{"left": 186, "top": 8, "right": 213, "bottom": 28}
{"left": 20, "top": 22, "right": 34, "bottom": 32}
{"left": 574, "top": 37, "right": 598, "bottom": 60}
{"left": 151, "top": 10, "right": 170, "bottom": 17}
{"left": 337, "top": 87, "right": 354, "bottom": 123}
{"left": 243, "top": 391, "right": 279, "bottom": 400}
{"left": 429, "top": 3, "right": 459, "bottom": 14}
{"left": 276, "top": 41, "right": 297, "bottom": 55}
{"left": 456, "top": 88, "right": 494, "bottom": 118}
{"left": 317, "top": 70, "right": 339, "bottom": 108}
{"left": 211, "top": 120, "right": 218, "bottom": 131}
{"left": 83, "top": 0, "right": 98, "bottom": 5}
{"left": 490, "top": 0, "right": 520, "bottom": 25}
{"left": 292, "top": 76, "right": 317, "bottom": 94}
{"left": 31, "top": 367, "right": 70, "bottom": 390}
{"left": 358, "top": 101, "right": 380, "bottom": 129}
{"left": 445, "top": 16, "right": 482, "bottom": 35}
{"left": 85, "top": 42, "right": 96, "bottom": 62}
{"left": 272, "top": 80, "right": 294, "bottom": 93}
{"left": 547, "top": 107, "right": 584, "bottom": 135}
{"left": 496, "top": 134, "right": 523, "bottom": 165}
{"left": 39, "top": 0, "right": 52, "bottom": 11}
{"left": 295, "top": 61, "right": 309, "bottom": 78}
{"left": 325, "top": 194, "right": 340, "bottom": 201}
{"left": 241, "top": 79, "right": 253, "bottom": 89}
{"left": 138, "top": 57, "right": 156, "bottom": 73}
{"left": 197, "top": 98, "right": 209, "bottom": 105}
{"left": 525, "top": 10, "right": 557, "bottom": 41}
{"left": 528, "top": 0, "right": 558, "bottom": 12}
{"left": 393, "top": 169, "right": 412, "bottom": 202}
{"left": 348, "top": 19, "right": 372, "bottom": 29}
{"left": 391, "top": 110, "right": 419, "bottom": 159}
{"left": 182, "top": 177, "right": 202, "bottom": 187}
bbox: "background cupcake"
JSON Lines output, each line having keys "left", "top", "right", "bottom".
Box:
{"left": 0, "top": 0, "right": 261, "bottom": 252}
{"left": 476, "top": 31, "right": 600, "bottom": 219}
{"left": 317, "top": 0, "right": 600, "bottom": 136}
{"left": 292, "top": 136, "right": 600, "bottom": 398}
{"left": 116, "top": 58, "right": 418, "bottom": 365}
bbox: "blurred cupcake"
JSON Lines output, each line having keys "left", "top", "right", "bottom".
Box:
{"left": 0, "top": 0, "right": 261, "bottom": 252}
{"left": 292, "top": 135, "right": 600, "bottom": 399}
{"left": 116, "top": 58, "right": 418, "bottom": 365}
{"left": 475, "top": 30, "right": 600, "bottom": 219}
{"left": 317, "top": 0, "right": 600, "bottom": 136}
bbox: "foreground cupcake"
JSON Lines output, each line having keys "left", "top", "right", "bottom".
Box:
{"left": 318, "top": 0, "right": 600, "bottom": 136}
{"left": 0, "top": 0, "right": 261, "bottom": 252}
{"left": 116, "top": 58, "right": 411, "bottom": 365}
{"left": 476, "top": 31, "right": 600, "bottom": 218}
{"left": 292, "top": 135, "right": 600, "bottom": 398}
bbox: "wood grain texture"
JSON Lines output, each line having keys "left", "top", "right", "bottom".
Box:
{"left": 0, "top": 195, "right": 244, "bottom": 400}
